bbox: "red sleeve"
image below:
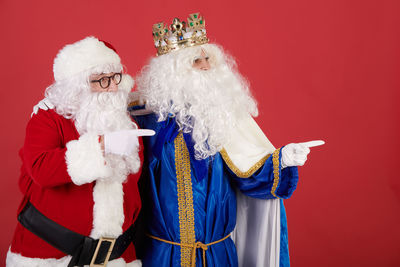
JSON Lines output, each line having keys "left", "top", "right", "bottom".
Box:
{"left": 22, "top": 110, "right": 73, "bottom": 188}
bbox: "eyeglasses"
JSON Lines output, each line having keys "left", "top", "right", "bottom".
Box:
{"left": 90, "top": 73, "right": 122, "bottom": 89}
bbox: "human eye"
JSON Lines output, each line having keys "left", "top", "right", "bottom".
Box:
{"left": 100, "top": 77, "right": 109, "bottom": 88}
{"left": 113, "top": 73, "right": 122, "bottom": 84}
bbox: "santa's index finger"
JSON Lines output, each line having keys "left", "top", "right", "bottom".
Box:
{"left": 133, "top": 129, "right": 156, "bottom": 137}
{"left": 299, "top": 140, "right": 325, "bottom": 148}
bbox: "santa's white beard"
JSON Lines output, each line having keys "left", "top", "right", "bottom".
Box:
{"left": 74, "top": 90, "right": 140, "bottom": 177}
{"left": 142, "top": 67, "right": 257, "bottom": 159}
{"left": 74, "top": 90, "right": 136, "bottom": 135}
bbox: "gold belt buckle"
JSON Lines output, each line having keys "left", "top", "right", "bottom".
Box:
{"left": 90, "top": 237, "right": 116, "bottom": 267}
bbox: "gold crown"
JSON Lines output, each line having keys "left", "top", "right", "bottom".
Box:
{"left": 152, "top": 13, "right": 209, "bottom": 56}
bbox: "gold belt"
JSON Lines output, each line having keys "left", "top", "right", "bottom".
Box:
{"left": 147, "top": 233, "right": 231, "bottom": 267}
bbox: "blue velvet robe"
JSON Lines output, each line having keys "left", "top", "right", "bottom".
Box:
{"left": 131, "top": 109, "right": 299, "bottom": 267}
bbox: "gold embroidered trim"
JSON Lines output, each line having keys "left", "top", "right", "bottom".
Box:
{"left": 220, "top": 148, "right": 270, "bottom": 178}
{"left": 271, "top": 148, "right": 281, "bottom": 198}
{"left": 128, "top": 100, "right": 145, "bottom": 108}
{"left": 174, "top": 132, "right": 196, "bottom": 266}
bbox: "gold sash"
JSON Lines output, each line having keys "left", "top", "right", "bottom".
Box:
{"left": 147, "top": 233, "right": 231, "bottom": 267}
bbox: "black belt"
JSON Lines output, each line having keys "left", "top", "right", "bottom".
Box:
{"left": 18, "top": 202, "right": 134, "bottom": 267}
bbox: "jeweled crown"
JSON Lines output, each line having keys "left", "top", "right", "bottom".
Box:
{"left": 152, "top": 13, "right": 209, "bottom": 56}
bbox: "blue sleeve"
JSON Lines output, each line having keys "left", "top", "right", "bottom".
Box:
{"left": 128, "top": 105, "right": 162, "bottom": 156}
{"left": 228, "top": 148, "right": 299, "bottom": 199}
{"left": 129, "top": 105, "right": 150, "bottom": 129}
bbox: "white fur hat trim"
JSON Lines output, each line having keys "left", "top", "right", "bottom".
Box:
{"left": 53, "top": 36, "right": 121, "bottom": 82}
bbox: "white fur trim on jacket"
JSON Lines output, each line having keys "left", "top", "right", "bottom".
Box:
{"left": 90, "top": 180, "right": 124, "bottom": 239}
{"left": 6, "top": 249, "right": 142, "bottom": 267}
{"left": 53, "top": 36, "right": 121, "bottom": 82}
{"left": 89, "top": 152, "right": 140, "bottom": 239}
{"left": 65, "top": 133, "right": 112, "bottom": 185}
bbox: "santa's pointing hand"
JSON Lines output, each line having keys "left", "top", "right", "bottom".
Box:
{"left": 281, "top": 140, "right": 325, "bottom": 168}
{"left": 103, "top": 129, "right": 155, "bottom": 156}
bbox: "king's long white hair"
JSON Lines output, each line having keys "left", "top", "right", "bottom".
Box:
{"left": 136, "top": 43, "right": 258, "bottom": 159}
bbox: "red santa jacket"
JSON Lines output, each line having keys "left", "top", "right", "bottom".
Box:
{"left": 9, "top": 109, "right": 142, "bottom": 263}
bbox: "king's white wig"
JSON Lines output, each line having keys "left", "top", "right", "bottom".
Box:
{"left": 136, "top": 43, "right": 258, "bottom": 159}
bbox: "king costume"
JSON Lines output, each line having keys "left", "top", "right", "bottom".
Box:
{"left": 130, "top": 111, "right": 299, "bottom": 267}
{"left": 128, "top": 12, "right": 300, "bottom": 267}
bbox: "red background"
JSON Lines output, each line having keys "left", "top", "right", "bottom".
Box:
{"left": 1, "top": 0, "right": 399, "bottom": 266}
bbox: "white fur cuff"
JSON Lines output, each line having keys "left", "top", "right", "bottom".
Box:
{"left": 65, "top": 133, "right": 112, "bottom": 185}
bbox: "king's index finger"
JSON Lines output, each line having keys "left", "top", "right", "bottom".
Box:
{"left": 300, "top": 140, "right": 325, "bottom": 148}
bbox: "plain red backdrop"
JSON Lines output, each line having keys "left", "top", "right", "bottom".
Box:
{"left": 1, "top": 0, "right": 399, "bottom": 266}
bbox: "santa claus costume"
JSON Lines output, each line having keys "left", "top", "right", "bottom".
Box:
{"left": 7, "top": 37, "right": 143, "bottom": 267}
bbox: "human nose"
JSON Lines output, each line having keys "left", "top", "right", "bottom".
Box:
{"left": 107, "top": 80, "right": 118, "bottom": 92}
{"left": 199, "top": 59, "right": 210, "bottom": 70}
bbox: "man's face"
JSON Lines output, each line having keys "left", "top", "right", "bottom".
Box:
{"left": 89, "top": 72, "right": 121, "bottom": 92}
{"left": 192, "top": 50, "right": 210, "bottom": 71}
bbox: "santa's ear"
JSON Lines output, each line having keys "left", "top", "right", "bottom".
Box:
{"left": 119, "top": 74, "right": 135, "bottom": 92}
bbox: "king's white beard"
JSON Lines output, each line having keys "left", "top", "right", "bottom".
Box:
{"left": 142, "top": 67, "right": 257, "bottom": 159}
{"left": 74, "top": 90, "right": 140, "bottom": 177}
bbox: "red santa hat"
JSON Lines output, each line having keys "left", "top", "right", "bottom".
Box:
{"left": 53, "top": 36, "right": 121, "bottom": 82}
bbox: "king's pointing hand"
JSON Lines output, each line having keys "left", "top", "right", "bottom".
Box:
{"left": 281, "top": 140, "right": 325, "bottom": 168}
